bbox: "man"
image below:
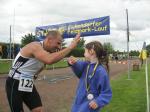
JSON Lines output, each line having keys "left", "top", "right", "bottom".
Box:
{"left": 5, "top": 30, "right": 80, "bottom": 112}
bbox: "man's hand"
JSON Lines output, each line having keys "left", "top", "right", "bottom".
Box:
{"left": 67, "top": 56, "right": 78, "bottom": 65}
{"left": 89, "top": 100, "right": 98, "bottom": 110}
{"left": 69, "top": 34, "right": 80, "bottom": 50}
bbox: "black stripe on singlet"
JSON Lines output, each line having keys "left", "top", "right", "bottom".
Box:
{"left": 10, "top": 56, "right": 29, "bottom": 78}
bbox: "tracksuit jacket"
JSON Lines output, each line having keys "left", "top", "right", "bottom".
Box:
{"left": 71, "top": 60, "right": 112, "bottom": 112}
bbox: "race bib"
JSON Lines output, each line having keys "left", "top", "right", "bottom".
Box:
{"left": 18, "top": 75, "right": 34, "bottom": 92}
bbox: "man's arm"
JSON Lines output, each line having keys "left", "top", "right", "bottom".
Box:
{"left": 33, "top": 34, "right": 80, "bottom": 64}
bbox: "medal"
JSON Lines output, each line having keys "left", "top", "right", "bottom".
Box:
{"left": 85, "top": 63, "right": 99, "bottom": 95}
{"left": 87, "top": 93, "right": 94, "bottom": 100}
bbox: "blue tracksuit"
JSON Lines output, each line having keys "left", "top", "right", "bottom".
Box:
{"left": 71, "top": 60, "right": 112, "bottom": 112}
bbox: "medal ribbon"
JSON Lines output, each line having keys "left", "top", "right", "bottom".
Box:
{"left": 85, "top": 62, "right": 99, "bottom": 93}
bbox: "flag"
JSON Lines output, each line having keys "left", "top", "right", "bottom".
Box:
{"left": 139, "top": 42, "right": 147, "bottom": 60}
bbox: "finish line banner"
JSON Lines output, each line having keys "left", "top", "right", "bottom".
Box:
{"left": 36, "top": 16, "right": 110, "bottom": 40}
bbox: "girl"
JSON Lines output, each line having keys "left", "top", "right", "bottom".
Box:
{"left": 68, "top": 41, "right": 112, "bottom": 112}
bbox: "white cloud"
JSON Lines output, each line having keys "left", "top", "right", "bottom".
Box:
{"left": 0, "top": 0, "right": 150, "bottom": 51}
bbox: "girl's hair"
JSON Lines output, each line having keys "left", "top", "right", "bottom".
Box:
{"left": 85, "top": 41, "right": 109, "bottom": 73}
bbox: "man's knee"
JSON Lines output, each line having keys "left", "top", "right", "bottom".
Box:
{"left": 32, "top": 107, "right": 43, "bottom": 112}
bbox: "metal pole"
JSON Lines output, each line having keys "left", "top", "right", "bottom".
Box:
{"left": 145, "top": 59, "right": 150, "bottom": 112}
{"left": 12, "top": 8, "right": 15, "bottom": 59}
{"left": 126, "top": 9, "right": 130, "bottom": 79}
{"left": 10, "top": 25, "right": 12, "bottom": 59}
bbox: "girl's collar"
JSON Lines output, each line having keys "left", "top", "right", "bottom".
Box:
{"left": 89, "top": 61, "right": 99, "bottom": 65}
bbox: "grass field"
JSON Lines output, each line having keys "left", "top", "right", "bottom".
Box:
{"left": 0, "top": 59, "right": 69, "bottom": 74}
{"left": 46, "top": 59, "right": 68, "bottom": 69}
{"left": 0, "top": 58, "right": 85, "bottom": 74}
{"left": 101, "top": 64, "right": 149, "bottom": 112}
{"left": 0, "top": 60, "right": 149, "bottom": 112}
{"left": 0, "top": 60, "right": 12, "bottom": 74}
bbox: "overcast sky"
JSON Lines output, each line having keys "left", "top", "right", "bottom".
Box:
{"left": 0, "top": 0, "right": 150, "bottom": 51}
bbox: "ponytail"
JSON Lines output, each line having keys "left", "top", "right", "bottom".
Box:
{"left": 100, "top": 50, "right": 109, "bottom": 74}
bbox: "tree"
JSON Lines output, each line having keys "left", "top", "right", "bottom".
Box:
{"left": 77, "top": 38, "right": 85, "bottom": 48}
{"left": 129, "top": 50, "right": 140, "bottom": 56}
{"left": 68, "top": 38, "right": 85, "bottom": 57}
{"left": 103, "top": 42, "right": 114, "bottom": 54}
{"left": 146, "top": 44, "right": 150, "bottom": 56}
{"left": 21, "top": 33, "right": 36, "bottom": 47}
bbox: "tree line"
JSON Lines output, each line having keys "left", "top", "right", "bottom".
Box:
{"left": 21, "top": 33, "right": 148, "bottom": 58}
{"left": 0, "top": 33, "right": 150, "bottom": 58}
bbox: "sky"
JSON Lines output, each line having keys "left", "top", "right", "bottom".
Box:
{"left": 0, "top": 0, "right": 150, "bottom": 51}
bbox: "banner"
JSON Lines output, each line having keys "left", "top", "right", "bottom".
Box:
{"left": 36, "top": 16, "right": 110, "bottom": 40}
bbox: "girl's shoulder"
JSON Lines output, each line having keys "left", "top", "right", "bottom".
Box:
{"left": 96, "top": 64, "right": 108, "bottom": 76}
{"left": 96, "top": 64, "right": 105, "bottom": 70}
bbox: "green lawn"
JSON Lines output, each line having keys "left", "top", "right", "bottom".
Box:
{"left": 0, "top": 60, "right": 150, "bottom": 112}
{"left": 46, "top": 57, "right": 85, "bottom": 69}
{"left": 0, "top": 60, "right": 12, "bottom": 74}
{"left": 101, "top": 65, "right": 149, "bottom": 112}
{"left": 46, "top": 59, "right": 68, "bottom": 69}
{"left": 0, "top": 59, "right": 68, "bottom": 74}
{"left": 0, "top": 58, "right": 84, "bottom": 74}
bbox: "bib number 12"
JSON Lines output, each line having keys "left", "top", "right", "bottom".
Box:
{"left": 18, "top": 77, "right": 34, "bottom": 92}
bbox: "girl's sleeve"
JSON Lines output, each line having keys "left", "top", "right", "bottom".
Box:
{"left": 95, "top": 69, "right": 112, "bottom": 108}
{"left": 71, "top": 60, "right": 87, "bottom": 78}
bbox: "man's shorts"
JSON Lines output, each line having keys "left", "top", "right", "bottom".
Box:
{"left": 5, "top": 77, "right": 42, "bottom": 112}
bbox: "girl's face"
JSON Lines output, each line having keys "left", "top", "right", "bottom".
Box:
{"left": 84, "top": 48, "right": 93, "bottom": 61}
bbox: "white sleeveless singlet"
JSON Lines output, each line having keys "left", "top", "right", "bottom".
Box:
{"left": 8, "top": 41, "right": 44, "bottom": 80}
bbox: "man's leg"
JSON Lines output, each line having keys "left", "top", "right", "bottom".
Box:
{"left": 23, "top": 85, "right": 43, "bottom": 112}
{"left": 32, "top": 107, "right": 43, "bottom": 112}
{"left": 5, "top": 77, "right": 24, "bottom": 112}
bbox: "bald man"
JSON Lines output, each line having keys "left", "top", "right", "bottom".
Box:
{"left": 5, "top": 30, "right": 80, "bottom": 112}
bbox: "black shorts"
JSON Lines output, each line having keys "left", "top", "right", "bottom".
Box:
{"left": 5, "top": 77, "right": 42, "bottom": 112}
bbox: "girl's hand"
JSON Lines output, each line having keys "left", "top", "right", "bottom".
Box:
{"left": 89, "top": 100, "right": 98, "bottom": 110}
{"left": 67, "top": 56, "right": 78, "bottom": 65}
